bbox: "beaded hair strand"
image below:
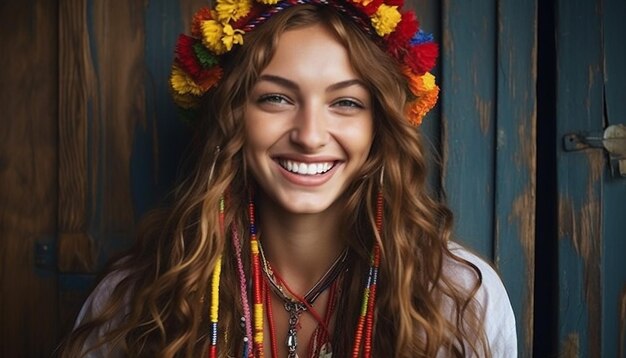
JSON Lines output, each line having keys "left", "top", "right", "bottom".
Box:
{"left": 351, "top": 178, "right": 384, "bottom": 358}
{"left": 208, "top": 196, "right": 226, "bottom": 358}
{"left": 248, "top": 195, "right": 265, "bottom": 357}
{"left": 231, "top": 225, "right": 253, "bottom": 357}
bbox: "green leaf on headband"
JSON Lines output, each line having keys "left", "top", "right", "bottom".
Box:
{"left": 193, "top": 43, "right": 219, "bottom": 68}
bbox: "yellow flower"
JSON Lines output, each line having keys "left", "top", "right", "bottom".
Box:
{"left": 404, "top": 68, "right": 436, "bottom": 95}
{"left": 221, "top": 24, "right": 244, "bottom": 52}
{"left": 420, "top": 72, "right": 436, "bottom": 90}
{"left": 216, "top": 0, "right": 253, "bottom": 22}
{"left": 170, "top": 64, "right": 204, "bottom": 96}
{"left": 372, "top": 4, "right": 401, "bottom": 36}
{"left": 201, "top": 20, "right": 228, "bottom": 54}
{"left": 256, "top": 0, "right": 280, "bottom": 4}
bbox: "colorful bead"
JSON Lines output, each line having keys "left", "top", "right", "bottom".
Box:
{"left": 208, "top": 196, "right": 226, "bottom": 358}
{"left": 232, "top": 225, "right": 253, "bottom": 351}
{"left": 352, "top": 190, "right": 383, "bottom": 358}
{"left": 249, "top": 196, "right": 265, "bottom": 357}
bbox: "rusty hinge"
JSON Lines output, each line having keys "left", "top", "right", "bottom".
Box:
{"left": 563, "top": 124, "right": 626, "bottom": 177}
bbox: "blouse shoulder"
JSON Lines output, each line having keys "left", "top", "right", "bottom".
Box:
{"left": 75, "top": 270, "right": 128, "bottom": 326}
{"left": 444, "top": 241, "right": 518, "bottom": 357}
{"left": 72, "top": 270, "right": 130, "bottom": 357}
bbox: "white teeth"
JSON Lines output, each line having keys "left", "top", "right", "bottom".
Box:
{"left": 279, "top": 160, "right": 334, "bottom": 175}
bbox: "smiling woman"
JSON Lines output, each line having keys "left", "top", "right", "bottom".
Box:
{"left": 59, "top": 2, "right": 516, "bottom": 358}
{"left": 244, "top": 25, "right": 374, "bottom": 215}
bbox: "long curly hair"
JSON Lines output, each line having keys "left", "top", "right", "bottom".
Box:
{"left": 59, "top": 5, "right": 488, "bottom": 357}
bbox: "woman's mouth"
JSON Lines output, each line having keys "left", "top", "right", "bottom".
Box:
{"left": 278, "top": 159, "right": 335, "bottom": 175}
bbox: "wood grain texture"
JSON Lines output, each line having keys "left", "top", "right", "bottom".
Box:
{"left": 493, "top": 0, "right": 537, "bottom": 356}
{"left": 555, "top": 0, "right": 604, "bottom": 356}
{"left": 88, "top": 0, "right": 145, "bottom": 233}
{"left": 601, "top": 1, "right": 626, "bottom": 356}
{"left": 0, "top": 0, "right": 60, "bottom": 356}
{"left": 58, "top": 0, "right": 148, "bottom": 271}
{"left": 441, "top": 0, "right": 496, "bottom": 259}
{"left": 58, "top": 0, "right": 97, "bottom": 272}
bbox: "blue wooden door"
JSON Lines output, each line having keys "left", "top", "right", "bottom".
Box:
{"left": 439, "top": 1, "right": 537, "bottom": 356}
{"left": 553, "top": 0, "right": 626, "bottom": 356}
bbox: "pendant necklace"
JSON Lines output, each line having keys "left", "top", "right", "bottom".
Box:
{"left": 258, "top": 242, "right": 349, "bottom": 358}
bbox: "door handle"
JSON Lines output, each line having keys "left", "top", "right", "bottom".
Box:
{"left": 563, "top": 124, "right": 626, "bottom": 177}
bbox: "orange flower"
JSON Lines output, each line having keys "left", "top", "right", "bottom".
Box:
{"left": 405, "top": 85, "right": 439, "bottom": 126}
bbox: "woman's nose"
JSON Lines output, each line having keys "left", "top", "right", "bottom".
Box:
{"left": 289, "top": 104, "right": 330, "bottom": 151}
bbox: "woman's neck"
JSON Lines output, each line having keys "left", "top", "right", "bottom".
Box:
{"left": 256, "top": 194, "right": 346, "bottom": 294}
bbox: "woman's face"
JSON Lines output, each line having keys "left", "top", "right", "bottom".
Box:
{"left": 243, "top": 24, "right": 374, "bottom": 215}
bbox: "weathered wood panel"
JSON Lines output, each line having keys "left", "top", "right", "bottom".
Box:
{"left": 441, "top": 1, "right": 538, "bottom": 355}
{"left": 56, "top": 0, "right": 206, "bottom": 338}
{"left": 0, "top": 1, "right": 60, "bottom": 356}
{"left": 57, "top": 0, "right": 150, "bottom": 336}
{"left": 58, "top": 0, "right": 97, "bottom": 273}
{"left": 555, "top": 0, "right": 604, "bottom": 356}
{"left": 441, "top": 0, "right": 497, "bottom": 259}
{"left": 601, "top": 0, "right": 626, "bottom": 356}
{"left": 58, "top": 0, "right": 148, "bottom": 273}
{"left": 494, "top": 1, "right": 537, "bottom": 357}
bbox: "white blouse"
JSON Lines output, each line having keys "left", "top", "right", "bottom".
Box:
{"left": 74, "top": 241, "right": 517, "bottom": 357}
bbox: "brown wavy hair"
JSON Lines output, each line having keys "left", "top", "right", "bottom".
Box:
{"left": 59, "top": 4, "right": 488, "bottom": 357}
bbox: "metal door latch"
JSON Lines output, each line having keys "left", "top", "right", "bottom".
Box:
{"left": 563, "top": 124, "right": 626, "bottom": 177}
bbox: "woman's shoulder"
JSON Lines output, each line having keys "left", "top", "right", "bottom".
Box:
{"left": 443, "top": 241, "right": 518, "bottom": 357}
{"left": 75, "top": 269, "right": 130, "bottom": 326}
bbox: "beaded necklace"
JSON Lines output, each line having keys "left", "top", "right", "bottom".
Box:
{"left": 208, "top": 189, "right": 383, "bottom": 357}
{"left": 258, "top": 241, "right": 349, "bottom": 358}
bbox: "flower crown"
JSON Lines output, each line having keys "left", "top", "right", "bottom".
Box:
{"left": 170, "top": 0, "right": 440, "bottom": 126}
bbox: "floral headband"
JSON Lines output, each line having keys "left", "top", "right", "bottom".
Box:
{"left": 170, "top": 0, "right": 440, "bottom": 126}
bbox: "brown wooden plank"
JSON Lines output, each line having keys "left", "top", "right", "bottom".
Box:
{"left": 87, "top": 1, "right": 145, "bottom": 233}
{"left": 0, "top": 1, "right": 60, "bottom": 356}
{"left": 58, "top": 0, "right": 97, "bottom": 272}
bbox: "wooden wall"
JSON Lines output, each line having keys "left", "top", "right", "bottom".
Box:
{"left": 440, "top": 1, "right": 537, "bottom": 356}
{"left": 0, "top": 1, "right": 59, "bottom": 356}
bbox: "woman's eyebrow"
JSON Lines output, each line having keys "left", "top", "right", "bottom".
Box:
{"left": 257, "top": 75, "right": 366, "bottom": 92}
{"left": 327, "top": 79, "right": 367, "bottom": 92}
{"left": 257, "top": 74, "right": 299, "bottom": 91}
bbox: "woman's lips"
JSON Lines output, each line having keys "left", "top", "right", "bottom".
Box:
{"left": 278, "top": 159, "right": 335, "bottom": 175}
{"left": 274, "top": 158, "right": 340, "bottom": 186}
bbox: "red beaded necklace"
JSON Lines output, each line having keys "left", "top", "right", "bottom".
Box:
{"left": 258, "top": 241, "right": 348, "bottom": 357}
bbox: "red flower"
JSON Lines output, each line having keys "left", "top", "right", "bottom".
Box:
{"left": 405, "top": 42, "right": 438, "bottom": 74}
{"left": 352, "top": 0, "right": 383, "bottom": 16}
{"left": 386, "top": 11, "right": 419, "bottom": 59}
{"left": 191, "top": 7, "right": 213, "bottom": 37}
{"left": 175, "top": 34, "right": 203, "bottom": 79}
{"left": 197, "top": 66, "right": 223, "bottom": 91}
{"left": 385, "top": 0, "right": 404, "bottom": 7}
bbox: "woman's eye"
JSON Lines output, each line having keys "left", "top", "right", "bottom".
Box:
{"left": 332, "top": 98, "right": 364, "bottom": 109}
{"left": 258, "top": 94, "right": 290, "bottom": 105}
